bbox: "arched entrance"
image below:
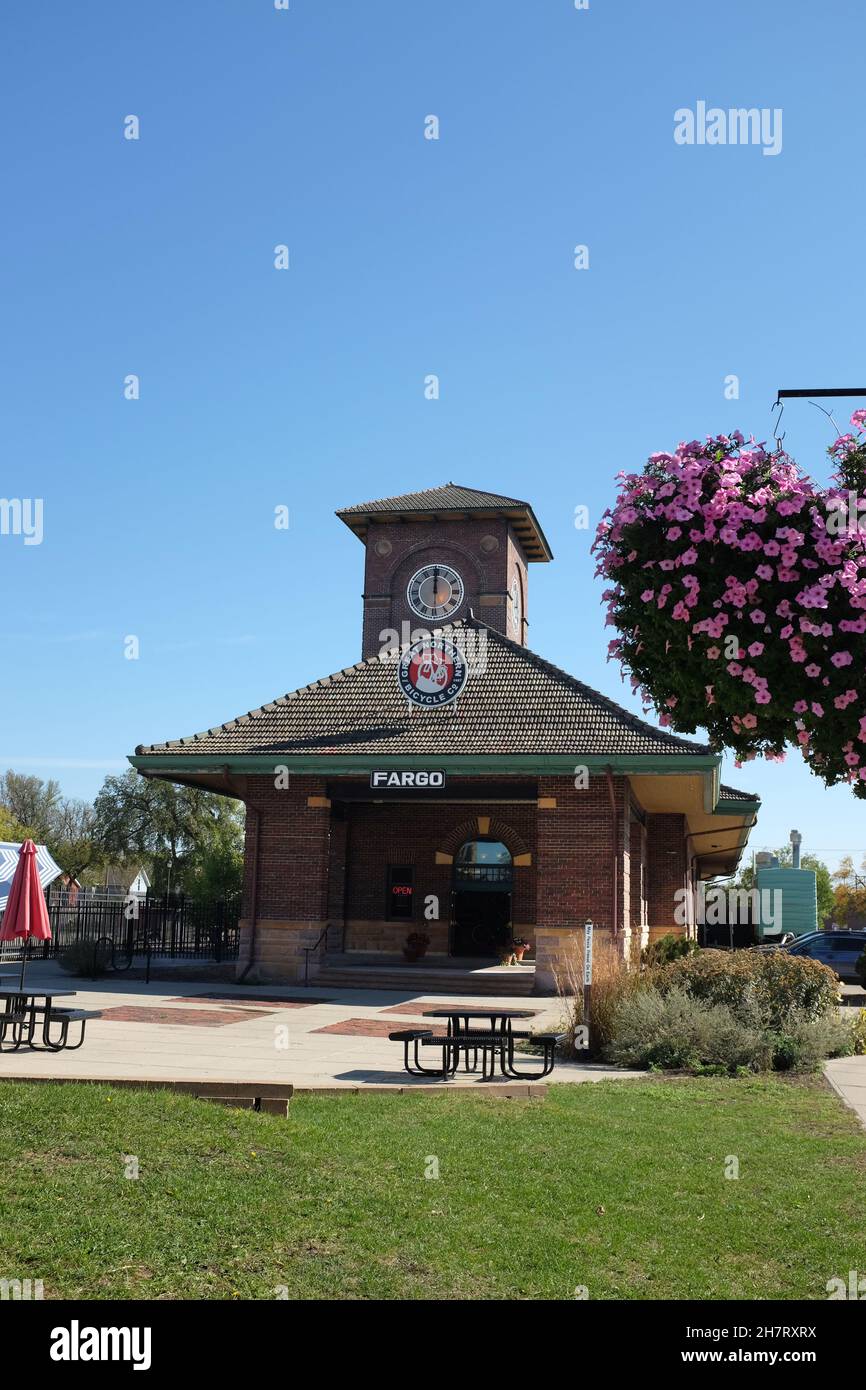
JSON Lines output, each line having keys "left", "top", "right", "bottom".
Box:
{"left": 451, "top": 839, "right": 512, "bottom": 958}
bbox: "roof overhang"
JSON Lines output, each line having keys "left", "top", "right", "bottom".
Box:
{"left": 629, "top": 774, "right": 759, "bottom": 879}
{"left": 336, "top": 505, "right": 553, "bottom": 562}
{"left": 130, "top": 753, "right": 759, "bottom": 874}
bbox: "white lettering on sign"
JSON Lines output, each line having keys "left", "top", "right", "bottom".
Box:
{"left": 370, "top": 771, "right": 446, "bottom": 790}
{"left": 583, "top": 923, "right": 593, "bottom": 987}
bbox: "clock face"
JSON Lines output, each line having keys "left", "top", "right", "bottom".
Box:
{"left": 406, "top": 563, "right": 464, "bottom": 621}
{"left": 511, "top": 576, "right": 522, "bottom": 632}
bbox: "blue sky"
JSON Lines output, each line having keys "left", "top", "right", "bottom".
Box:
{"left": 2, "top": 0, "right": 865, "bottom": 872}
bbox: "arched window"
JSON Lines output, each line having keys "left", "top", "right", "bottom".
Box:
{"left": 454, "top": 840, "right": 512, "bottom": 886}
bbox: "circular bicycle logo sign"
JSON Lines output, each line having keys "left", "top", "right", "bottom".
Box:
{"left": 397, "top": 638, "right": 469, "bottom": 708}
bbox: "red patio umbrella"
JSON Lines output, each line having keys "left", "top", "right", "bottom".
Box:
{"left": 0, "top": 840, "right": 52, "bottom": 990}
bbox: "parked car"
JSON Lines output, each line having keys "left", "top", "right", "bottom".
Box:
{"left": 783, "top": 930, "right": 866, "bottom": 984}
{"left": 752, "top": 931, "right": 816, "bottom": 953}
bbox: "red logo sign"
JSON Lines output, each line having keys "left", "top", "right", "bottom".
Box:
{"left": 397, "top": 638, "right": 469, "bottom": 708}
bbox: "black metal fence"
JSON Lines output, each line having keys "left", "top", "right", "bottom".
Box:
{"left": 35, "top": 892, "right": 241, "bottom": 964}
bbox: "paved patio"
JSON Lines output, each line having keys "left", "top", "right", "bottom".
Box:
{"left": 0, "top": 964, "right": 643, "bottom": 1090}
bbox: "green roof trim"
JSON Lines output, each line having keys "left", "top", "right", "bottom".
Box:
{"left": 128, "top": 750, "right": 759, "bottom": 817}
{"left": 130, "top": 752, "right": 722, "bottom": 776}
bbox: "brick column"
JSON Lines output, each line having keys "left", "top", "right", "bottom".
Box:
{"left": 533, "top": 774, "right": 628, "bottom": 993}
{"left": 646, "top": 813, "right": 688, "bottom": 943}
{"left": 238, "top": 775, "right": 332, "bottom": 982}
{"left": 628, "top": 817, "right": 648, "bottom": 960}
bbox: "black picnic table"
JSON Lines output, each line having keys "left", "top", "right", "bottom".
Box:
{"left": 390, "top": 1006, "right": 562, "bottom": 1081}
{"left": 0, "top": 987, "right": 86, "bottom": 1052}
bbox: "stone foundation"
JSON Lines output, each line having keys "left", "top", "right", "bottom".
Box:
{"left": 533, "top": 925, "right": 629, "bottom": 993}
{"left": 236, "top": 920, "right": 326, "bottom": 983}
{"left": 343, "top": 919, "right": 450, "bottom": 954}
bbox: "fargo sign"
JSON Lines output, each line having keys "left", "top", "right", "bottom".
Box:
{"left": 370, "top": 770, "right": 446, "bottom": 790}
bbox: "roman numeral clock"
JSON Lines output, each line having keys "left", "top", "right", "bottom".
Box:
{"left": 406, "top": 563, "right": 465, "bottom": 622}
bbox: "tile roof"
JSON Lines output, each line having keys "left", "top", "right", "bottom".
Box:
{"left": 335, "top": 482, "right": 553, "bottom": 561}
{"left": 135, "top": 620, "right": 717, "bottom": 762}
{"left": 718, "top": 783, "right": 760, "bottom": 803}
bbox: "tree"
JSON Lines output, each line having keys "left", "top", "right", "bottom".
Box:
{"left": 93, "top": 770, "right": 244, "bottom": 896}
{"left": 47, "top": 799, "right": 104, "bottom": 885}
{"left": 185, "top": 803, "right": 244, "bottom": 900}
{"left": 833, "top": 882, "right": 866, "bottom": 925}
{"left": 0, "top": 804, "right": 34, "bottom": 844}
{"left": 0, "top": 771, "right": 61, "bottom": 839}
{"left": 832, "top": 853, "right": 866, "bottom": 924}
{"left": 832, "top": 854, "right": 855, "bottom": 889}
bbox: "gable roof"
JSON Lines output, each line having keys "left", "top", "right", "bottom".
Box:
{"left": 134, "top": 619, "right": 715, "bottom": 763}
{"left": 336, "top": 482, "right": 553, "bottom": 562}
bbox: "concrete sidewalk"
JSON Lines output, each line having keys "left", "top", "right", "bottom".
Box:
{"left": 825, "top": 1055, "right": 866, "bottom": 1128}
{"left": 0, "top": 964, "right": 644, "bottom": 1091}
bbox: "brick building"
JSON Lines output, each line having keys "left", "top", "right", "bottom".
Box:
{"left": 131, "top": 484, "right": 760, "bottom": 992}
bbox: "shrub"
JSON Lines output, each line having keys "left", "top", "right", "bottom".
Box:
{"left": 56, "top": 940, "right": 112, "bottom": 978}
{"left": 641, "top": 932, "right": 697, "bottom": 967}
{"left": 851, "top": 1008, "right": 866, "bottom": 1056}
{"left": 604, "top": 988, "right": 769, "bottom": 1073}
{"left": 656, "top": 948, "right": 838, "bottom": 1029}
{"left": 606, "top": 988, "right": 853, "bottom": 1073}
{"left": 555, "top": 934, "right": 646, "bottom": 1057}
{"left": 767, "top": 1012, "right": 854, "bottom": 1071}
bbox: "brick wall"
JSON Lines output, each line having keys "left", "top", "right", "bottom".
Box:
{"left": 646, "top": 812, "right": 690, "bottom": 939}
{"left": 629, "top": 814, "right": 648, "bottom": 957}
{"left": 360, "top": 517, "right": 528, "bottom": 658}
{"left": 533, "top": 772, "right": 631, "bottom": 989}
{"left": 341, "top": 794, "right": 537, "bottom": 951}
{"left": 237, "top": 776, "right": 332, "bottom": 980}
{"left": 241, "top": 776, "right": 331, "bottom": 922}
{"left": 235, "top": 771, "right": 692, "bottom": 981}
{"left": 536, "top": 773, "right": 628, "bottom": 930}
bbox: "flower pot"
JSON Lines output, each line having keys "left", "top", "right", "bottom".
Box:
{"left": 513, "top": 947, "right": 526, "bottom": 962}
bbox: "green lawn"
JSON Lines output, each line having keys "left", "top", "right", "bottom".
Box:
{"left": 0, "top": 1077, "right": 863, "bottom": 1300}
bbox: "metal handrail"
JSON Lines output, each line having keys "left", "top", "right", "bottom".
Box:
{"left": 303, "top": 924, "right": 332, "bottom": 987}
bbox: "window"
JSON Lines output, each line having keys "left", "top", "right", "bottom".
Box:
{"left": 453, "top": 840, "right": 512, "bottom": 885}
{"left": 387, "top": 865, "right": 414, "bottom": 920}
{"left": 833, "top": 937, "right": 866, "bottom": 955}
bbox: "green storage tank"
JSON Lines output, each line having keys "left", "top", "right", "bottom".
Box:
{"left": 755, "top": 866, "right": 818, "bottom": 941}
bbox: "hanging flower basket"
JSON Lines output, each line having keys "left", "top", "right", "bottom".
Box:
{"left": 594, "top": 414, "right": 866, "bottom": 796}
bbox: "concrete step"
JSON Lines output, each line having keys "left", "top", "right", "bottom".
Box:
{"left": 323, "top": 952, "right": 502, "bottom": 970}
{"left": 314, "top": 962, "right": 536, "bottom": 996}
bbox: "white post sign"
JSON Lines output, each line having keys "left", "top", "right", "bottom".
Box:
{"left": 583, "top": 919, "right": 593, "bottom": 986}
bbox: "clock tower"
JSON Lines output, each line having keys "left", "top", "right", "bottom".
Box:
{"left": 336, "top": 483, "right": 553, "bottom": 660}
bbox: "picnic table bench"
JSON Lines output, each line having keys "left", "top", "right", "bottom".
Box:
{"left": 390, "top": 1008, "right": 564, "bottom": 1081}
{"left": 0, "top": 988, "right": 94, "bottom": 1052}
